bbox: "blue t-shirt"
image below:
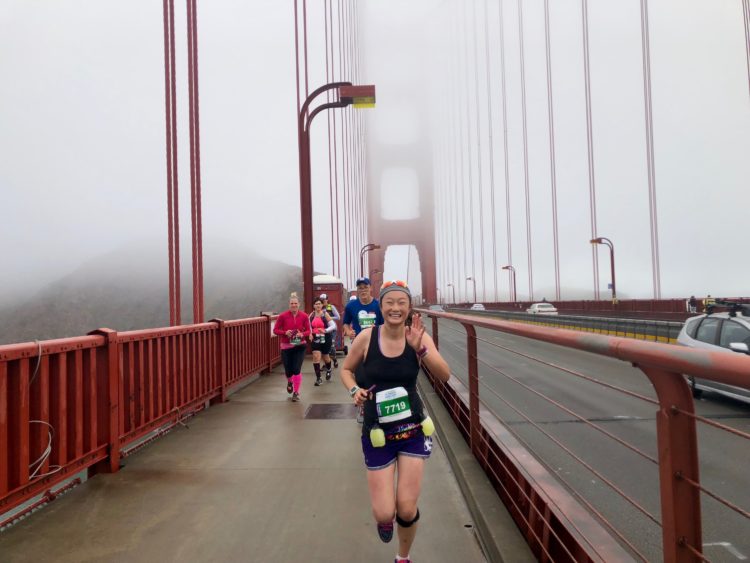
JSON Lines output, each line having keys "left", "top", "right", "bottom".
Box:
{"left": 343, "top": 299, "right": 384, "bottom": 334}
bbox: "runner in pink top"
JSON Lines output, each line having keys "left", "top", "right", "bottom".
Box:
{"left": 273, "top": 292, "right": 311, "bottom": 402}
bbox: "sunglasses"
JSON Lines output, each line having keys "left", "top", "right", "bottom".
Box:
{"left": 381, "top": 280, "right": 409, "bottom": 290}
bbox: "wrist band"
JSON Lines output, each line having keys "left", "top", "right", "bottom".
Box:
{"left": 416, "top": 345, "right": 428, "bottom": 359}
{"left": 349, "top": 385, "right": 360, "bottom": 398}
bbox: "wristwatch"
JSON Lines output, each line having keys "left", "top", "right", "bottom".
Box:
{"left": 349, "top": 385, "right": 360, "bottom": 398}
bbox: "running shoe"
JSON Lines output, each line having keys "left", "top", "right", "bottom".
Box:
{"left": 333, "top": 359, "right": 339, "bottom": 368}
{"left": 286, "top": 380, "right": 293, "bottom": 394}
{"left": 325, "top": 369, "right": 332, "bottom": 381}
{"left": 377, "top": 521, "right": 394, "bottom": 543}
{"left": 291, "top": 392, "right": 300, "bottom": 402}
{"left": 314, "top": 377, "right": 322, "bottom": 386}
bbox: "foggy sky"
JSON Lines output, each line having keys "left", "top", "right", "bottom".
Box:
{"left": 1, "top": 1, "right": 748, "bottom": 307}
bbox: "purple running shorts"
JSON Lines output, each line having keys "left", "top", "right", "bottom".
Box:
{"left": 361, "top": 427, "right": 433, "bottom": 471}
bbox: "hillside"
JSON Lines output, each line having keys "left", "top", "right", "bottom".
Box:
{"left": 0, "top": 240, "right": 305, "bottom": 345}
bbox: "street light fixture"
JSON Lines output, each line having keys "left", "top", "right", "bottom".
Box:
{"left": 298, "top": 83, "right": 376, "bottom": 312}
{"left": 590, "top": 237, "right": 617, "bottom": 304}
{"left": 360, "top": 243, "right": 381, "bottom": 278}
{"left": 501, "top": 265, "right": 517, "bottom": 303}
{"left": 446, "top": 283, "right": 456, "bottom": 304}
{"left": 466, "top": 276, "right": 477, "bottom": 304}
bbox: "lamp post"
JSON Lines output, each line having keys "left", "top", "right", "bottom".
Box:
{"left": 590, "top": 237, "right": 617, "bottom": 304}
{"left": 447, "top": 283, "right": 456, "bottom": 304}
{"left": 298, "top": 83, "right": 376, "bottom": 312}
{"left": 501, "top": 265, "right": 517, "bottom": 303}
{"left": 466, "top": 276, "right": 477, "bottom": 303}
{"left": 360, "top": 243, "right": 381, "bottom": 278}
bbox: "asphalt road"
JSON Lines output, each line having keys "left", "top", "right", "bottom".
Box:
{"left": 430, "top": 318, "right": 750, "bottom": 562}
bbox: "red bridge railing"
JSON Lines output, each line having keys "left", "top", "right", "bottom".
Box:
{"left": 0, "top": 315, "right": 280, "bottom": 522}
{"left": 420, "top": 309, "right": 750, "bottom": 563}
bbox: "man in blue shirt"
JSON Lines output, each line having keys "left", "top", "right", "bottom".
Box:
{"left": 343, "top": 277, "right": 384, "bottom": 337}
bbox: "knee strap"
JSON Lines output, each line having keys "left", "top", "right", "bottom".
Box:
{"left": 396, "top": 508, "right": 420, "bottom": 528}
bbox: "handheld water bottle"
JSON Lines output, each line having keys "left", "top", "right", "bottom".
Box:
{"left": 420, "top": 412, "right": 435, "bottom": 436}
{"left": 366, "top": 386, "right": 386, "bottom": 447}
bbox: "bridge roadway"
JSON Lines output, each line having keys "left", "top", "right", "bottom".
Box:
{"left": 0, "top": 360, "right": 533, "bottom": 563}
{"left": 433, "top": 318, "right": 750, "bottom": 562}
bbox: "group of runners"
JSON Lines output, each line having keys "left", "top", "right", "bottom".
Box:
{"left": 274, "top": 276, "right": 451, "bottom": 563}
{"left": 273, "top": 292, "right": 341, "bottom": 401}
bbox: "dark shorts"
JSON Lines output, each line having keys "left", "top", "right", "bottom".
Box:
{"left": 311, "top": 334, "right": 332, "bottom": 353}
{"left": 361, "top": 427, "right": 433, "bottom": 471}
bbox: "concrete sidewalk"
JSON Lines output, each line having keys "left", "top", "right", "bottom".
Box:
{"left": 0, "top": 361, "right": 495, "bottom": 562}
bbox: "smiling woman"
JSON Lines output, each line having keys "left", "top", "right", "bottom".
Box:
{"left": 340, "top": 280, "right": 450, "bottom": 562}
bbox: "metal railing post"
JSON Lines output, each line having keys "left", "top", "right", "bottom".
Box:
{"left": 461, "top": 322, "right": 480, "bottom": 455}
{"left": 262, "top": 313, "right": 273, "bottom": 374}
{"left": 209, "top": 319, "right": 227, "bottom": 404}
{"left": 89, "top": 328, "right": 120, "bottom": 473}
{"left": 639, "top": 366, "right": 702, "bottom": 562}
{"left": 432, "top": 315, "right": 439, "bottom": 350}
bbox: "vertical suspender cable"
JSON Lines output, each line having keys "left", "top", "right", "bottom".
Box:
{"left": 303, "top": 0, "right": 309, "bottom": 100}
{"left": 456, "top": 10, "right": 469, "bottom": 303}
{"left": 338, "top": 0, "right": 350, "bottom": 285}
{"left": 462, "top": 2, "right": 476, "bottom": 301}
{"left": 472, "top": 0, "right": 487, "bottom": 302}
{"left": 517, "top": 0, "right": 533, "bottom": 301}
{"left": 162, "top": 0, "right": 177, "bottom": 326}
{"left": 483, "top": 0, "right": 499, "bottom": 302}
{"left": 744, "top": 0, "right": 750, "bottom": 99}
{"left": 187, "top": 0, "right": 197, "bottom": 322}
{"left": 640, "top": 0, "right": 661, "bottom": 299}
{"left": 325, "top": 0, "right": 336, "bottom": 277}
{"left": 169, "top": 0, "right": 181, "bottom": 325}
{"left": 581, "top": 0, "right": 600, "bottom": 300}
{"left": 498, "top": 0, "right": 513, "bottom": 302}
{"left": 544, "top": 0, "right": 561, "bottom": 300}
{"left": 330, "top": 0, "right": 341, "bottom": 280}
{"left": 294, "top": 0, "right": 301, "bottom": 116}
{"left": 186, "top": 0, "right": 204, "bottom": 324}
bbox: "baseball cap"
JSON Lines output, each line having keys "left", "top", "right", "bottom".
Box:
{"left": 355, "top": 277, "right": 371, "bottom": 287}
{"left": 319, "top": 293, "right": 328, "bottom": 300}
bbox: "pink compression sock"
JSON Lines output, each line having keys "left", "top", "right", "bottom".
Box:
{"left": 293, "top": 374, "right": 302, "bottom": 393}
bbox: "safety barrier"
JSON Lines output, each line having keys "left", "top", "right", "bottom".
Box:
{"left": 420, "top": 309, "right": 750, "bottom": 563}
{"left": 455, "top": 308, "right": 684, "bottom": 343}
{"left": 0, "top": 316, "right": 280, "bottom": 521}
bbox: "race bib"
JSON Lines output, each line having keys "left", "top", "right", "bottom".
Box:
{"left": 376, "top": 387, "right": 412, "bottom": 423}
{"left": 314, "top": 333, "right": 325, "bottom": 344}
{"left": 358, "top": 310, "right": 377, "bottom": 330}
{"left": 290, "top": 335, "right": 302, "bottom": 346}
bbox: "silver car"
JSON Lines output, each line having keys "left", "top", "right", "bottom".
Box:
{"left": 676, "top": 307, "right": 750, "bottom": 403}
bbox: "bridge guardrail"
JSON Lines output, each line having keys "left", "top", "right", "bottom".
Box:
{"left": 448, "top": 307, "right": 684, "bottom": 343}
{"left": 419, "top": 308, "right": 750, "bottom": 563}
{"left": 0, "top": 315, "right": 281, "bottom": 524}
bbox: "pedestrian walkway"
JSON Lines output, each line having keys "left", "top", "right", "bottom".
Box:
{"left": 0, "top": 360, "right": 523, "bottom": 562}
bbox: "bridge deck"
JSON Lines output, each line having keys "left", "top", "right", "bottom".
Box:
{"left": 0, "top": 361, "right": 530, "bottom": 562}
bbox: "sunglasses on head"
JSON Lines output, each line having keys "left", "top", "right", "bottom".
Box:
{"left": 381, "top": 280, "right": 409, "bottom": 289}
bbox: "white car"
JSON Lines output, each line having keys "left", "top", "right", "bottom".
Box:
{"left": 428, "top": 304, "right": 445, "bottom": 313}
{"left": 470, "top": 303, "right": 486, "bottom": 311}
{"left": 676, "top": 305, "right": 750, "bottom": 403}
{"left": 526, "top": 303, "right": 558, "bottom": 315}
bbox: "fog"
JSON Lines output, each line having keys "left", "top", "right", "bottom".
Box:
{"left": 1, "top": 0, "right": 749, "bottom": 310}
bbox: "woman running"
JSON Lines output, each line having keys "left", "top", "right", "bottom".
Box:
{"left": 340, "top": 280, "right": 450, "bottom": 563}
{"left": 309, "top": 297, "right": 336, "bottom": 386}
{"left": 273, "top": 292, "right": 311, "bottom": 402}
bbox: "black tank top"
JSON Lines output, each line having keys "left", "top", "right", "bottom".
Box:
{"left": 361, "top": 326, "right": 423, "bottom": 431}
